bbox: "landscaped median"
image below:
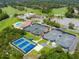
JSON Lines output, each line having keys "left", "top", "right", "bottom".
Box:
{"left": 62, "top": 29, "right": 79, "bottom": 37}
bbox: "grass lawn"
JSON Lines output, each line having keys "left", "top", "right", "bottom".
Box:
{"left": 27, "top": 50, "right": 38, "bottom": 55}
{"left": 76, "top": 18, "right": 79, "bottom": 21}
{"left": 62, "top": 29, "right": 79, "bottom": 38}
{"left": 26, "top": 8, "right": 42, "bottom": 15}
{"left": 40, "top": 46, "right": 51, "bottom": 53}
{"left": 0, "top": 17, "right": 20, "bottom": 31}
{"left": 38, "top": 39, "right": 47, "bottom": 44}
{"left": 2, "top": 6, "right": 26, "bottom": 15}
{"left": 76, "top": 41, "right": 79, "bottom": 50}
{"left": 63, "top": 29, "right": 77, "bottom": 35}
{"left": 25, "top": 32, "right": 40, "bottom": 41}
{"left": 50, "top": 7, "right": 68, "bottom": 16}
{"left": 2, "top": 6, "right": 43, "bottom": 15}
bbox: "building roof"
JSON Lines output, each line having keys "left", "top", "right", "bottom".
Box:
{"left": 24, "top": 13, "right": 35, "bottom": 18}
{"left": 51, "top": 18, "right": 79, "bottom": 29}
{"left": 17, "top": 15, "right": 26, "bottom": 20}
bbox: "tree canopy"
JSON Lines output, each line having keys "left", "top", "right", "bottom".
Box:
{"left": 39, "top": 47, "right": 68, "bottom": 59}
{"left": 0, "top": 27, "right": 26, "bottom": 59}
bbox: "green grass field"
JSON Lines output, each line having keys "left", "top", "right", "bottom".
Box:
{"left": 62, "top": 29, "right": 79, "bottom": 38}
{"left": 50, "top": 7, "right": 68, "bottom": 16}
{"left": 26, "top": 8, "right": 42, "bottom": 15}
{"left": 2, "top": 6, "right": 67, "bottom": 16}
{"left": 38, "top": 39, "right": 47, "bottom": 44}
{"left": 2, "top": 6, "right": 42, "bottom": 15}
{"left": 40, "top": 46, "right": 51, "bottom": 53}
{"left": 2, "top": 6, "right": 26, "bottom": 15}
{"left": 0, "top": 17, "right": 20, "bottom": 31}
{"left": 25, "top": 32, "right": 40, "bottom": 41}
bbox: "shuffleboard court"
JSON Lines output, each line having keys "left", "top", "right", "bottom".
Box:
{"left": 14, "top": 38, "right": 24, "bottom": 45}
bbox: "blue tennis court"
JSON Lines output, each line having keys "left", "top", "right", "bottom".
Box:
{"left": 11, "top": 37, "right": 36, "bottom": 54}
{"left": 14, "top": 38, "right": 24, "bottom": 45}
{"left": 23, "top": 44, "right": 36, "bottom": 53}
{"left": 18, "top": 41, "right": 29, "bottom": 48}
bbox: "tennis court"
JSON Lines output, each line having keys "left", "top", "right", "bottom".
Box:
{"left": 11, "top": 37, "right": 36, "bottom": 54}
{"left": 43, "top": 29, "right": 78, "bottom": 51}
{"left": 24, "top": 24, "right": 49, "bottom": 36}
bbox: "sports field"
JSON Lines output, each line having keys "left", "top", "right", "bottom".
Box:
{"left": 11, "top": 37, "right": 36, "bottom": 54}
{"left": 43, "top": 29, "right": 78, "bottom": 51}
{"left": 24, "top": 24, "right": 49, "bottom": 36}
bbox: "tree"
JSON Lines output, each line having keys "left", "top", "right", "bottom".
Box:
{"left": 65, "top": 7, "right": 74, "bottom": 18}
{"left": 43, "top": 19, "right": 60, "bottom": 28}
{"left": 0, "top": 27, "right": 26, "bottom": 59}
{"left": 0, "top": 13, "right": 9, "bottom": 21}
{"left": 0, "top": 9, "right": 2, "bottom": 13}
{"left": 39, "top": 47, "right": 68, "bottom": 59}
{"left": 68, "top": 23, "right": 74, "bottom": 29}
{"left": 42, "top": 8, "right": 51, "bottom": 14}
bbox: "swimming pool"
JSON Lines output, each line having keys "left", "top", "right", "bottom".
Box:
{"left": 13, "top": 22, "right": 23, "bottom": 28}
